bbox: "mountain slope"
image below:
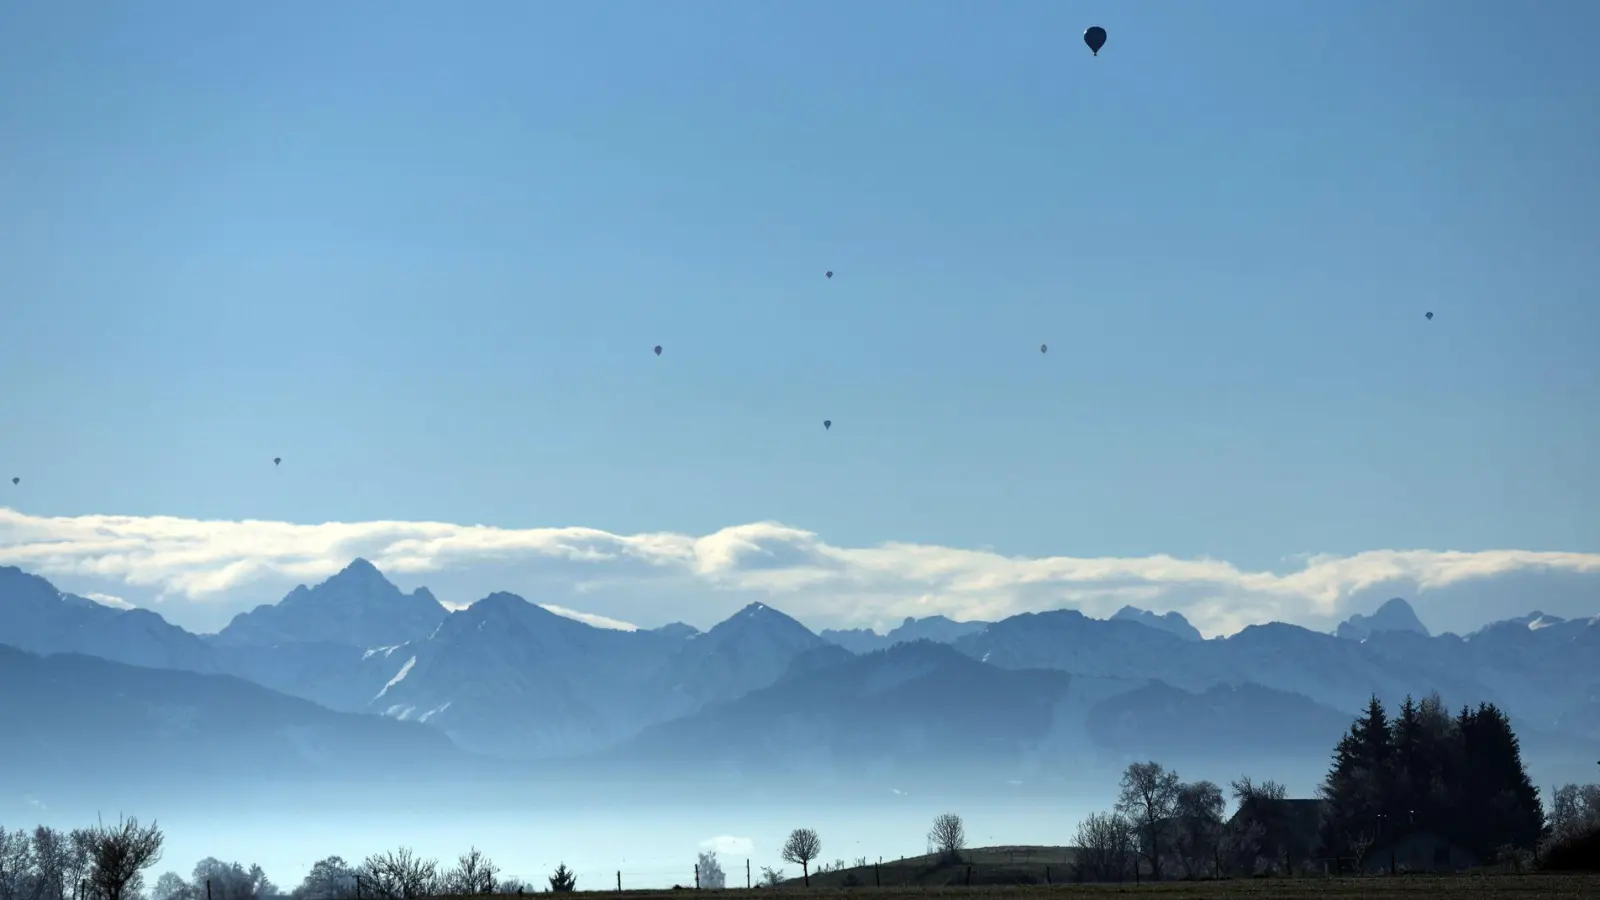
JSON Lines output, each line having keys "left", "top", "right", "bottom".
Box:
{"left": 1335, "top": 597, "right": 1431, "bottom": 641}
{"left": 214, "top": 558, "right": 447, "bottom": 649}
{"left": 358, "top": 591, "right": 691, "bottom": 757}
{"left": 1111, "top": 606, "right": 1203, "bottom": 641}
{"left": 0, "top": 644, "right": 467, "bottom": 793}
{"left": 605, "top": 640, "right": 1360, "bottom": 787}
{"left": 644, "top": 602, "right": 828, "bottom": 720}
{"left": 607, "top": 641, "right": 1077, "bottom": 778}
{"left": 1083, "top": 680, "right": 1354, "bottom": 766}
{"left": 821, "top": 615, "right": 989, "bottom": 653}
{"left": 0, "top": 566, "right": 218, "bottom": 673}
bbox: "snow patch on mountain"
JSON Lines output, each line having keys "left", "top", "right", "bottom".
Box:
{"left": 374, "top": 655, "right": 417, "bottom": 701}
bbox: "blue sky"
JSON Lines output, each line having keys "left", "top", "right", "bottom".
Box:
{"left": 2, "top": 1, "right": 1597, "bottom": 632}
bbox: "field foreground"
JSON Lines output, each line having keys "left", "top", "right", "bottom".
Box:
{"left": 450, "top": 875, "right": 1600, "bottom": 900}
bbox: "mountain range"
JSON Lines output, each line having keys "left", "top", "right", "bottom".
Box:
{"left": 2, "top": 561, "right": 1597, "bottom": 790}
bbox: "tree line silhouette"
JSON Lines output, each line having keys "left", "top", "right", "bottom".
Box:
{"left": 1070, "top": 692, "right": 1599, "bottom": 880}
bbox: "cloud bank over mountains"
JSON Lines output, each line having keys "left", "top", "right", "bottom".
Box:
{"left": 1, "top": 506, "right": 1596, "bottom": 636}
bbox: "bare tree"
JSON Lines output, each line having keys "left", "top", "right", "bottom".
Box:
{"left": 30, "top": 827, "right": 75, "bottom": 900}
{"left": 1114, "top": 762, "right": 1181, "bottom": 881}
{"left": 358, "top": 849, "right": 437, "bottom": 900}
{"left": 757, "top": 868, "right": 783, "bottom": 889}
{"left": 191, "top": 859, "right": 274, "bottom": 900}
{"left": 293, "top": 858, "right": 357, "bottom": 900}
{"left": 1070, "top": 812, "right": 1133, "bottom": 883}
{"left": 84, "top": 818, "right": 163, "bottom": 900}
{"left": 545, "top": 865, "right": 574, "bottom": 894}
{"left": 65, "top": 831, "right": 95, "bottom": 900}
{"left": 780, "top": 830, "right": 821, "bottom": 887}
{"left": 444, "top": 849, "right": 497, "bottom": 895}
{"left": 1173, "top": 781, "right": 1225, "bottom": 879}
{"left": 151, "top": 873, "right": 194, "bottom": 900}
{"left": 1214, "top": 816, "right": 1264, "bottom": 878}
{"left": 0, "top": 827, "right": 32, "bottom": 900}
{"left": 926, "top": 814, "right": 966, "bottom": 863}
{"left": 1550, "top": 783, "right": 1600, "bottom": 842}
{"left": 1229, "top": 776, "right": 1290, "bottom": 874}
{"left": 695, "top": 853, "right": 725, "bottom": 890}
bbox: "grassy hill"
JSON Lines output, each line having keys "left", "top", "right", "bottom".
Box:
{"left": 783, "top": 846, "right": 1080, "bottom": 888}
{"left": 437, "top": 873, "right": 1600, "bottom": 899}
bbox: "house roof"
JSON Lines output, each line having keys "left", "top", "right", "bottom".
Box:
{"left": 1229, "top": 798, "right": 1328, "bottom": 852}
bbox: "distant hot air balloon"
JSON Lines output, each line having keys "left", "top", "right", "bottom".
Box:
{"left": 1425, "top": 311, "right": 1434, "bottom": 320}
{"left": 654, "top": 345, "right": 663, "bottom": 356}
{"left": 823, "top": 420, "right": 832, "bottom": 430}
{"left": 9, "top": 477, "right": 17, "bottom": 485}
{"left": 1041, "top": 343, "right": 1048, "bottom": 354}
{"left": 273, "top": 457, "right": 281, "bottom": 466}
{"left": 825, "top": 271, "right": 833, "bottom": 279}
{"left": 1084, "top": 25, "right": 1107, "bottom": 56}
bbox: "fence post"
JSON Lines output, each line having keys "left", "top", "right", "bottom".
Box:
{"left": 873, "top": 863, "right": 879, "bottom": 888}
{"left": 616, "top": 871, "right": 621, "bottom": 892}
{"left": 205, "top": 880, "right": 212, "bottom": 900}
{"left": 694, "top": 864, "right": 700, "bottom": 890}
{"left": 964, "top": 866, "right": 971, "bottom": 886}
{"left": 746, "top": 859, "right": 751, "bottom": 890}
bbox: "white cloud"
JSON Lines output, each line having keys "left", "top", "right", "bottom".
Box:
{"left": 2, "top": 506, "right": 1598, "bottom": 638}
{"left": 83, "top": 592, "right": 134, "bottom": 609}
{"left": 699, "top": 835, "right": 754, "bottom": 856}
{"left": 539, "top": 604, "right": 639, "bottom": 632}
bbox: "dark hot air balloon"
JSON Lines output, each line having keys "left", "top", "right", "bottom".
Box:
{"left": 273, "top": 457, "right": 281, "bottom": 465}
{"left": 10, "top": 477, "right": 17, "bottom": 485}
{"left": 1084, "top": 25, "right": 1107, "bottom": 56}
{"left": 1041, "top": 343, "right": 1048, "bottom": 354}
{"left": 823, "top": 420, "right": 832, "bottom": 430}
{"left": 654, "top": 345, "right": 662, "bottom": 356}
{"left": 1425, "top": 311, "right": 1434, "bottom": 320}
{"left": 825, "top": 271, "right": 833, "bottom": 279}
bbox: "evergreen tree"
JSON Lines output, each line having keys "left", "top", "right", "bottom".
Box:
{"left": 1320, "top": 695, "right": 1394, "bottom": 858}
{"left": 548, "top": 863, "right": 576, "bottom": 893}
{"left": 1321, "top": 694, "right": 1546, "bottom": 864}
{"left": 1390, "top": 695, "right": 1426, "bottom": 824}
{"left": 1455, "top": 703, "right": 1545, "bottom": 855}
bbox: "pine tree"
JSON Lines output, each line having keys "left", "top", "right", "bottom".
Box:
{"left": 1456, "top": 704, "right": 1545, "bottom": 855}
{"left": 548, "top": 864, "right": 576, "bottom": 893}
{"left": 1320, "top": 695, "right": 1395, "bottom": 859}
{"left": 1390, "top": 695, "right": 1425, "bottom": 823}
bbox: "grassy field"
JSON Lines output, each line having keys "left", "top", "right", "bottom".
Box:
{"left": 447, "top": 874, "right": 1600, "bottom": 899}
{"left": 738, "top": 845, "right": 1595, "bottom": 899}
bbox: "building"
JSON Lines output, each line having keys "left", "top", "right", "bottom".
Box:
{"left": 1362, "top": 830, "right": 1479, "bottom": 874}
{"left": 1224, "top": 798, "right": 1329, "bottom": 875}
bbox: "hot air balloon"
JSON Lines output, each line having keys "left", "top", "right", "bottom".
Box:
{"left": 823, "top": 420, "right": 832, "bottom": 430}
{"left": 654, "top": 345, "right": 663, "bottom": 356}
{"left": 10, "top": 477, "right": 17, "bottom": 485}
{"left": 825, "top": 271, "right": 833, "bottom": 279}
{"left": 273, "top": 457, "right": 281, "bottom": 466}
{"left": 1425, "top": 312, "right": 1434, "bottom": 320}
{"left": 1084, "top": 25, "right": 1107, "bottom": 56}
{"left": 1041, "top": 343, "right": 1048, "bottom": 354}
